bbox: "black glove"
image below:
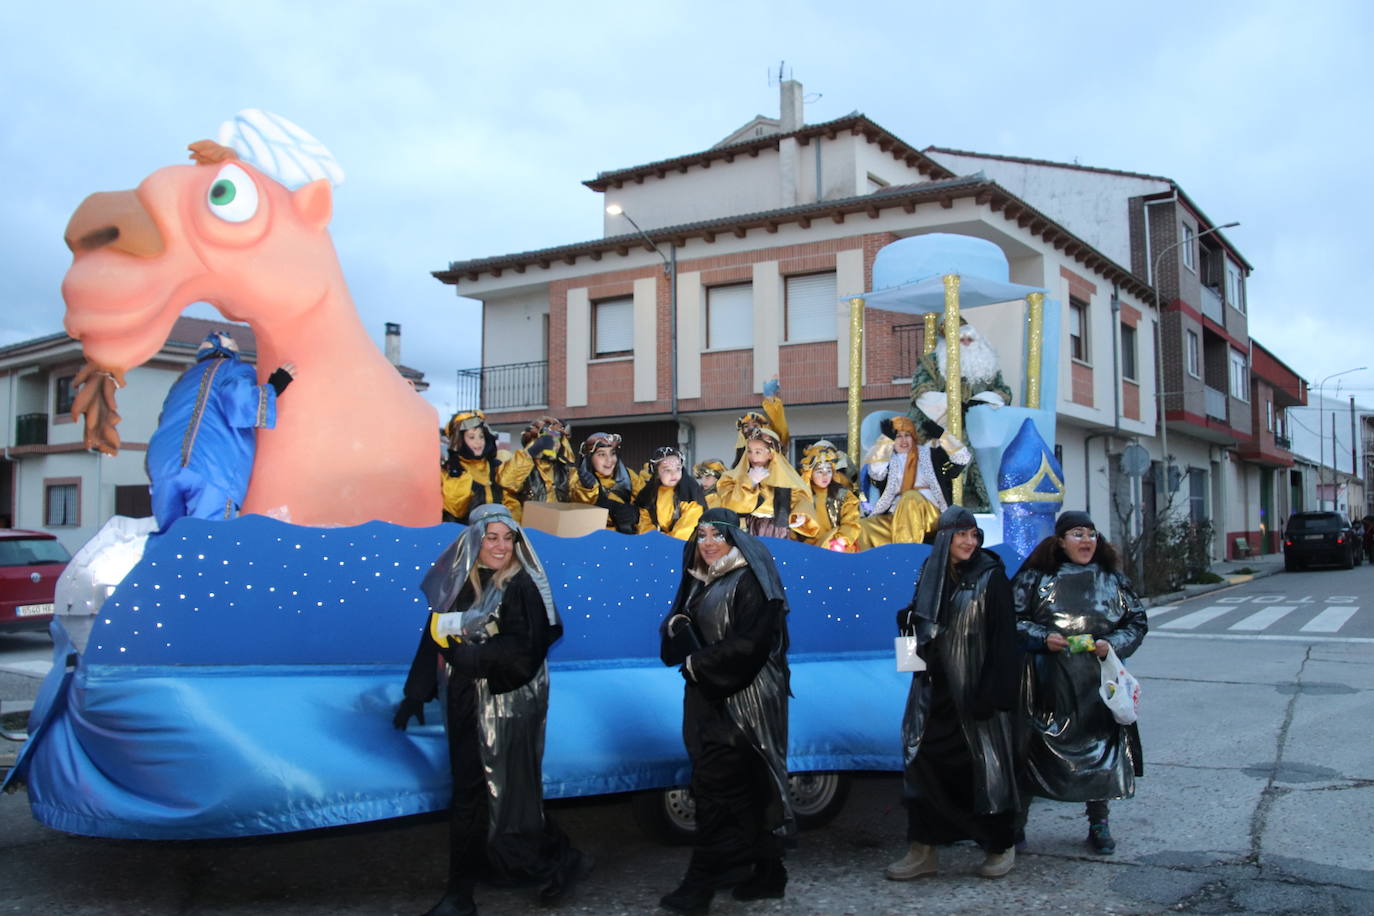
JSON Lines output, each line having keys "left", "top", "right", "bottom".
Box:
{"left": 392, "top": 697, "right": 426, "bottom": 730}
{"left": 527, "top": 433, "right": 557, "bottom": 458}
{"left": 576, "top": 461, "right": 597, "bottom": 489}
{"left": 919, "top": 418, "right": 943, "bottom": 441}
{"left": 607, "top": 500, "right": 640, "bottom": 534}
{"left": 445, "top": 450, "right": 465, "bottom": 477}
{"left": 267, "top": 367, "right": 294, "bottom": 396}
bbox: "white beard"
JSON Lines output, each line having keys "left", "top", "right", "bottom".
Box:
{"left": 935, "top": 330, "right": 1000, "bottom": 386}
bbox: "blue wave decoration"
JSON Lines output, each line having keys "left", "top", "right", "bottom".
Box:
{"left": 12, "top": 516, "right": 1024, "bottom": 839}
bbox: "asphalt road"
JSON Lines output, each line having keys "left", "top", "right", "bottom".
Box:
{"left": 1152, "top": 561, "right": 1374, "bottom": 640}
{"left": 1, "top": 593, "right": 1371, "bottom": 913}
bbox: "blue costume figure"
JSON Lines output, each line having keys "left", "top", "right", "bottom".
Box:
{"left": 146, "top": 331, "right": 294, "bottom": 532}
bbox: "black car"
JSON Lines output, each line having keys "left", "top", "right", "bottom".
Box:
{"left": 1283, "top": 512, "right": 1361, "bottom": 571}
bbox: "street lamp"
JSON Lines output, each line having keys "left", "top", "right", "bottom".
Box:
{"left": 1149, "top": 220, "right": 1240, "bottom": 490}
{"left": 1317, "top": 366, "right": 1365, "bottom": 510}
{"left": 606, "top": 203, "right": 681, "bottom": 433}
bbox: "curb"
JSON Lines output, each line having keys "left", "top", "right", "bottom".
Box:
{"left": 1142, "top": 564, "right": 1284, "bottom": 608}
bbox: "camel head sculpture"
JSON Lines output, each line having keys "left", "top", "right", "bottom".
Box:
{"left": 60, "top": 112, "right": 440, "bottom": 527}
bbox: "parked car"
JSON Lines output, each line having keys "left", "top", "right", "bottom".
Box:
{"left": 0, "top": 529, "right": 71, "bottom": 632}
{"left": 1283, "top": 512, "right": 1360, "bottom": 571}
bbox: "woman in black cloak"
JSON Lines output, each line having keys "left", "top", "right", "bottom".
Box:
{"left": 886, "top": 506, "right": 1022, "bottom": 881}
{"left": 1012, "top": 510, "right": 1147, "bottom": 855}
{"left": 394, "top": 503, "right": 588, "bottom": 916}
{"left": 658, "top": 507, "right": 796, "bottom": 914}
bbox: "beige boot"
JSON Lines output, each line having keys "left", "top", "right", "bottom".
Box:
{"left": 884, "top": 841, "right": 938, "bottom": 880}
{"left": 978, "top": 846, "right": 1015, "bottom": 878}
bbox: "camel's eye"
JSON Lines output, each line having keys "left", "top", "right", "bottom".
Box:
{"left": 206, "top": 164, "right": 259, "bottom": 223}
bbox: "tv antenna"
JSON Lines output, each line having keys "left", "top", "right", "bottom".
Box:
{"left": 768, "top": 60, "right": 794, "bottom": 86}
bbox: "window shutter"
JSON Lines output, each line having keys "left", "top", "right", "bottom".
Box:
{"left": 785, "top": 272, "right": 837, "bottom": 342}
{"left": 707, "top": 284, "right": 753, "bottom": 350}
{"left": 593, "top": 297, "right": 633, "bottom": 356}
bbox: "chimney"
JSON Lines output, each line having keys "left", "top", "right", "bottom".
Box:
{"left": 780, "top": 80, "right": 803, "bottom": 132}
{"left": 385, "top": 322, "right": 401, "bottom": 365}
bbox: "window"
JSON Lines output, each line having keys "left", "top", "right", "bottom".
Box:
{"left": 706, "top": 283, "right": 753, "bottom": 350}
{"left": 784, "top": 272, "right": 837, "bottom": 343}
{"left": 45, "top": 482, "right": 79, "bottom": 527}
{"left": 1188, "top": 468, "right": 1208, "bottom": 523}
{"left": 1229, "top": 348, "right": 1249, "bottom": 401}
{"left": 1069, "top": 298, "right": 1089, "bottom": 362}
{"left": 1226, "top": 262, "right": 1245, "bottom": 313}
{"left": 1266, "top": 400, "right": 1274, "bottom": 432}
{"left": 592, "top": 296, "right": 633, "bottom": 358}
{"left": 1186, "top": 330, "right": 1200, "bottom": 378}
{"left": 1120, "top": 323, "right": 1137, "bottom": 381}
{"left": 1181, "top": 224, "right": 1195, "bottom": 271}
{"left": 55, "top": 375, "right": 76, "bottom": 415}
{"left": 115, "top": 484, "right": 153, "bottom": 519}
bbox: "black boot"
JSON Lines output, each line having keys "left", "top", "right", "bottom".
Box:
{"left": 731, "top": 858, "right": 787, "bottom": 901}
{"left": 1087, "top": 820, "right": 1116, "bottom": 854}
{"left": 660, "top": 878, "right": 713, "bottom": 915}
{"left": 421, "top": 884, "right": 478, "bottom": 916}
{"left": 1086, "top": 800, "right": 1115, "bottom": 855}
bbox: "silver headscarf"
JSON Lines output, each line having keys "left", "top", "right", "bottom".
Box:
{"left": 419, "top": 503, "right": 557, "bottom": 626}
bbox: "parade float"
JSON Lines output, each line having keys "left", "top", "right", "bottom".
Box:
{"left": 4, "top": 113, "right": 1065, "bottom": 840}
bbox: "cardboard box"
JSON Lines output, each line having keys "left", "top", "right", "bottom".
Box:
{"left": 521, "top": 501, "right": 608, "bottom": 539}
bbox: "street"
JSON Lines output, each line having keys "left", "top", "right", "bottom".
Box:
{"left": 0, "top": 565, "right": 1371, "bottom": 914}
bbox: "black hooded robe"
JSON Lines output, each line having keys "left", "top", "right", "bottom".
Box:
{"left": 660, "top": 514, "right": 796, "bottom": 883}
{"left": 1012, "top": 562, "right": 1147, "bottom": 803}
{"left": 900, "top": 548, "right": 1022, "bottom": 851}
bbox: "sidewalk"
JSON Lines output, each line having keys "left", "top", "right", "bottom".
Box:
{"left": 1142, "top": 551, "right": 1287, "bottom": 608}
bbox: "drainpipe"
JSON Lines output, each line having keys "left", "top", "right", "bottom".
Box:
{"left": 1111, "top": 285, "right": 1122, "bottom": 437}
{"left": 1083, "top": 431, "right": 1107, "bottom": 518}
{"left": 669, "top": 241, "right": 696, "bottom": 462}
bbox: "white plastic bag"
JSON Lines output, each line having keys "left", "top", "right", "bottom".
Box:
{"left": 1098, "top": 646, "right": 1140, "bottom": 725}
{"left": 895, "top": 635, "right": 926, "bottom": 673}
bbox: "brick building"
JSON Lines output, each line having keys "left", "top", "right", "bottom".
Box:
{"left": 434, "top": 83, "right": 1161, "bottom": 528}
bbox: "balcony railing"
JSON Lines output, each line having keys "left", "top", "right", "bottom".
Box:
{"left": 456, "top": 360, "right": 548, "bottom": 413}
{"left": 15, "top": 413, "right": 47, "bottom": 446}
{"left": 1205, "top": 385, "right": 1228, "bottom": 421}
{"left": 1274, "top": 433, "right": 1292, "bottom": 450}
{"left": 1200, "top": 285, "right": 1224, "bottom": 325}
{"left": 891, "top": 323, "right": 926, "bottom": 380}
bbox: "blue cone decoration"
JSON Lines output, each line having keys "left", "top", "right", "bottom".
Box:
{"left": 997, "top": 418, "right": 1064, "bottom": 561}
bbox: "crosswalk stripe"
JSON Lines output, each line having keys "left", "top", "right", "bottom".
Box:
{"left": 1229, "top": 606, "right": 1297, "bottom": 631}
{"left": 1148, "top": 605, "right": 1177, "bottom": 617}
{"left": 1160, "top": 605, "right": 1233, "bottom": 630}
{"left": 1300, "top": 606, "right": 1359, "bottom": 633}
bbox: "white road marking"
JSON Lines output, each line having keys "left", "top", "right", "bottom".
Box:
{"left": 1160, "top": 605, "right": 1234, "bottom": 630}
{"left": 1229, "top": 606, "right": 1297, "bottom": 631}
{"left": 1300, "top": 606, "right": 1360, "bottom": 633}
{"left": 1151, "top": 632, "right": 1374, "bottom": 644}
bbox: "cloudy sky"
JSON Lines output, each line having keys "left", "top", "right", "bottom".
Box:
{"left": 5, "top": 0, "right": 1371, "bottom": 434}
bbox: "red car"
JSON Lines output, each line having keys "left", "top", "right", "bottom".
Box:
{"left": 0, "top": 529, "right": 71, "bottom": 633}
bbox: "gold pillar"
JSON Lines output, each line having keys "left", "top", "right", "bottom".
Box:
{"left": 942, "top": 275, "right": 963, "bottom": 507}
{"left": 922, "top": 312, "right": 938, "bottom": 355}
{"left": 1025, "top": 292, "right": 1044, "bottom": 410}
{"left": 847, "top": 297, "right": 865, "bottom": 470}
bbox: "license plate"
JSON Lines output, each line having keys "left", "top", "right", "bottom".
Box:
{"left": 16, "top": 603, "right": 53, "bottom": 617}
{"left": 1304, "top": 534, "right": 1324, "bottom": 540}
